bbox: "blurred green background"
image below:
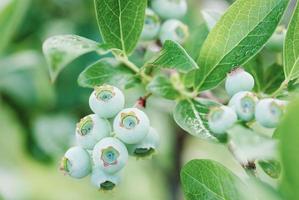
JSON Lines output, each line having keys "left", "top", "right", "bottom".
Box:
{"left": 0, "top": 0, "right": 292, "bottom": 199}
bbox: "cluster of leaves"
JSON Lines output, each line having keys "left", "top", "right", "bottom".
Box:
{"left": 42, "top": 0, "right": 299, "bottom": 199}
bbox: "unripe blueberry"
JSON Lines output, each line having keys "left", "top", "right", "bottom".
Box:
{"left": 225, "top": 68, "right": 255, "bottom": 97}
{"left": 208, "top": 106, "right": 237, "bottom": 134}
{"left": 91, "top": 166, "right": 121, "bottom": 191}
{"left": 266, "top": 26, "right": 286, "bottom": 53}
{"left": 159, "top": 19, "right": 189, "bottom": 44}
{"left": 93, "top": 137, "right": 128, "bottom": 174}
{"left": 76, "top": 114, "right": 111, "bottom": 150}
{"left": 113, "top": 108, "right": 150, "bottom": 144}
{"left": 141, "top": 9, "right": 161, "bottom": 41}
{"left": 228, "top": 91, "right": 258, "bottom": 121}
{"left": 255, "top": 99, "right": 286, "bottom": 128}
{"left": 89, "top": 85, "right": 125, "bottom": 118}
{"left": 127, "top": 127, "right": 160, "bottom": 157}
{"left": 151, "top": 0, "right": 187, "bottom": 19}
{"left": 60, "top": 146, "right": 91, "bottom": 178}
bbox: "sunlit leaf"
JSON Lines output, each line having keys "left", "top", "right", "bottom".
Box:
{"left": 195, "top": 0, "right": 289, "bottom": 91}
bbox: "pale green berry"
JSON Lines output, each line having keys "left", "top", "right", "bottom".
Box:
{"left": 225, "top": 68, "right": 255, "bottom": 97}
{"left": 208, "top": 106, "right": 238, "bottom": 134}
{"left": 89, "top": 85, "right": 125, "bottom": 118}
{"left": 76, "top": 114, "right": 111, "bottom": 150}
{"left": 159, "top": 19, "right": 189, "bottom": 44}
{"left": 255, "top": 99, "right": 286, "bottom": 128}
{"left": 127, "top": 127, "right": 160, "bottom": 157}
{"left": 151, "top": 0, "right": 187, "bottom": 19}
{"left": 91, "top": 166, "right": 121, "bottom": 191}
{"left": 113, "top": 108, "right": 150, "bottom": 144}
{"left": 229, "top": 91, "right": 258, "bottom": 121}
{"left": 141, "top": 8, "right": 161, "bottom": 41}
{"left": 93, "top": 137, "right": 128, "bottom": 174}
{"left": 266, "top": 26, "right": 286, "bottom": 52}
{"left": 60, "top": 146, "right": 91, "bottom": 179}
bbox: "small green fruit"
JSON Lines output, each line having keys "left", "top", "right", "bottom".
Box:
{"left": 255, "top": 99, "right": 286, "bottom": 128}
{"left": 76, "top": 114, "right": 111, "bottom": 150}
{"left": 225, "top": 68, "right": 255, "bottom": 97}
{"left": 89, "top": 85, "right": 125, "bottom": 118}
{"left": 127, "top": 127, "right": 160, "bottom": 157}
{"left": 93, "top": 137, "right": 128, "bottom": 174}
{"left": 159, "top": 19, "right": 189, "bottom": 44}
{"left": 60, "top": 146, "right": 91, "bottom": 178}
{"left": 229, "top": 91, "right": 258, "bottom": 121}
{"left": 151, "top": 0, "right": 187, "bottom": 19}
{"left": 208, "top": 106, "right": 237, "bottom": 134}
{"left": 113, "top": 108, "right": 150, "bottom": 144}
{"left": 141, "top": 8, "right": 161, "bottom": 41}
{"left": 91, "top": 166, "right": 120, "bottom": 191}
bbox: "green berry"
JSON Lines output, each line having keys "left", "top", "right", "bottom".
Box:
{"left": 266, "top": 26, "right": 286, "bottom": 52}
{"left": 229, "top": 91, "right": 258, "bottom": 121}
{"left": 159, "top": 19, "right": 189, "bottom": 44}
{"left": 60, "top": 146, "right": 91, "bottom": 178}
{"left": 255, "top": 99, "right": 286, "bottom": 128}
{"left": 151, "top": 0, "right": 187, "bottom": 19}
{"left": 76, "top": 114, "right": 111, "bottom": 150}
{"left": 141, "top": 9, "right": 161, "bottom": 41}
{"left": 113, "top": 108, "right": 150, "bottom": 144}
{"left": 93, "top": 137, "right": 128, "bottom": 174}
{"left": 225, "top": 68, "right": 254, "bottom": 97}
{"left": 91, "top": 166, "right": 120, "bottom": 191}
{"left": 89, "top": 85, "right": 125, "bottom": 118}
{"left": 208, "top": 106, "right": 237, "bottom": 134}
{"left": 127, "top": 127, "right": 160, "bottom": 157}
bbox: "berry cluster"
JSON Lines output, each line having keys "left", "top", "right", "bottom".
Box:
{"left": 60, "top": 85, "right": 159, "bottom": 191}
{"left": 141, "top": 0, "right": 189, "bottom": 44}
{"left": 208, "top": 68, "right": 287, "bottom": 135}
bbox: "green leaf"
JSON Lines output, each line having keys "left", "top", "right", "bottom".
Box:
{"left": 42, "top": 35, "right": 105, "bottom": 81}
{"left": 184, "top": 24, "right": 209, "bottom": 61}
{"left": 278, "top": 99, "right": 299, "bottom": 200}
{"left": 147, "top": 74, "right": 180, "bottom": 100}
{"left": 258, "top": 160, "right": 281, "bottom": 179}
{"left": 284, "top": 1, "right": 299, "bottom": 81}
{"left": 78, "top": 58, "right": 134, "bottom": 89}
{"left": 181, "top": 159, "right": 247, "bottom": 200}
{"left": 94, "top": 0, "right": 147, "bottom": 55}
{"left": 145, "top": 40, "right": 199, "bottom": 73}
{"left": 173, "top": 98, "right": 217, "bottom": 140}
{"left": 195, "top": 0, "right": 289, "bottom": 91}
{"left": 0, "top": 0, "right": 30, "bottom": 55}
{"left": 263, "top": 63, "right": 284, "bottom": 94}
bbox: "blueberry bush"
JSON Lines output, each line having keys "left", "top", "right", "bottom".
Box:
{"left": 2, "top": 0, "right": 299, "bottom": 199}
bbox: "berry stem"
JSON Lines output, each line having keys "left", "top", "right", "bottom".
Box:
{"left": 134, "top": 93, "right": 152, "bottom": 108}
{"left": 117, "top": 55, "right": 152, "bottom": 83}
{"left": 271, "top": 79, "right": 289, "bottom": 97}
{"left": 227, "top": 143, "right": 257, "bottom": 177}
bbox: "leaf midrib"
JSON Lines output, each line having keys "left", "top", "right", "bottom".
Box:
{"left": 198, "top": 0, "right": 284, "bottom": 89}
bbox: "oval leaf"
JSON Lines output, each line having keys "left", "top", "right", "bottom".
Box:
{"left": 43, "top": 35, "right": 104, "bottom": 81}
{"left": 78, "top": 58, "right": 134, "bottom": 89}
{"left": 181, "top": 159, "right": 247, "bottom": 200}
{"left": 94, "top": 0, "right": 147, "bottom": 55}
{"left": 173, "top": 98, "right": 217, "bottom": 140}
{"left": 284, "top": 1, "right": 299, "bottom": 81}
{"left": 195, "top": 0, "right": 289, "bottom": 91}
{"left": 278, "top": 99, "right": 299, "bottom": 199}
{"left": 145, "top": 40, "right": 199, "bottom": 73}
